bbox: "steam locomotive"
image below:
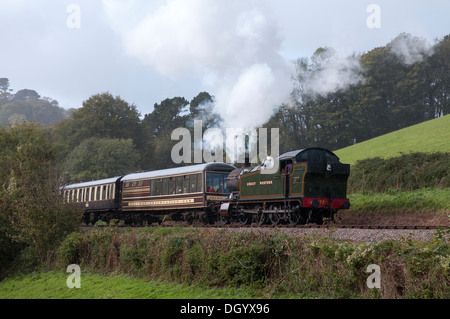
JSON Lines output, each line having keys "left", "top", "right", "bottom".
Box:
{"left": 62, "top": 147, "right": 350, "bottom": 226}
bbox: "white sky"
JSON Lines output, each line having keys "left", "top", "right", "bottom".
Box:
{"left": 1, "top": 0, "right": 449, "bottom": 126}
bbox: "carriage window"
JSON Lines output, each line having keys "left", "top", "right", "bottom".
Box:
{"left": 96, "top": 187, "right": 100, "bottom": 200}
{"left": 155, "top": 179, "right": 162, "bottom": 196}
{"left": 190, "top": 175, "right": 197, "bottom": 192}
{"left": 176, "top": 176, "right": 183, "bottom": 194}
{"left": 102, "top": 185, "right": 106, "bottom": 200}
{"left": 151, "top": 179, "right": 156, "bottom": 196}
{"left": 163, "top": 178, "right": 169, "bottom": 195}
{"left": 183, "top": 175, "right": 190, "bottom": 193}
{"left": 206, "top": 173, "right": 230, "bottom": 193}
{"left": 197, "top": 173, "right": 203, "bottom": 192}
{"left": 168, "top": 177, "right": 175, "bottom": 195}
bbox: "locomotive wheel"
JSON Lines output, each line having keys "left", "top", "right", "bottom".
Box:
{"left": 269, "top": 213, "right": 281, "bottom": 225}
{"left": 185, "top": 213, "right": 193, "bottom": 225}
{"left": 288, "top": 212, "right": 301, "bottom": 225}
{"left": 252, "top": 213, "right": 265, "bottom": 225}
{"left": 239, "top": 213, "right": 251, "bottom": 225}
{"left": 219, "top": 214, "right": 230, "bottom": 225}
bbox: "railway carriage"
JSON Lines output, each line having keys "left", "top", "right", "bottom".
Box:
{"left": 120, "top": 162, "right": 236, "bottom": 224}
{"left": 62, "top": 176, "right": 122, "bottom": 224}
{"left": 63, "top": 162, "right": 236, "bottom": 225}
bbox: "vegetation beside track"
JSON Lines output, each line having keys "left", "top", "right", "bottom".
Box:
{"left": 348, "top": 188, "right": 450, "bottom": 213}
{"left": 2, "top": 226, "right": 448, "bottom": 299}
{"left": 343, "top": 152, "right": 450, "bottom": 219}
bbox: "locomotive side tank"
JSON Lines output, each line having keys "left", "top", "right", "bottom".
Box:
{"left": 220, "top": 148, "right": 350, "bottom": 225}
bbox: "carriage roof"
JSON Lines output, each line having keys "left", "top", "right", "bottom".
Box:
{"left": 62, "top": 176, "right": 122, "bottom": 190}
{"left": 121, "top": 162, "right": 236, "bottom": 182}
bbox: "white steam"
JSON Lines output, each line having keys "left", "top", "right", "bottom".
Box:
{"left": 388, "top": 33, "right": 434, "bottom": 65}
{"left": 304, "top": 54, "right": 364, "bottom": 98}
{"left": 292, "top": 48, "right": 364, "bottom": 99}
{"left": 103, "top": 0, "right": 293, "bottom": 129}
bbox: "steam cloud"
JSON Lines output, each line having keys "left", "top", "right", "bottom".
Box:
{"left": 388, "top": 33, "right": 434, "bottom": 65}
{"left": 103, "top": 2, "right": 433, "bottom": 133}
{"left": 103, "top": 0, "right": 293, "bottom": 129}
{"left": 303, "top": 54, "right": 364, "bottom": 98}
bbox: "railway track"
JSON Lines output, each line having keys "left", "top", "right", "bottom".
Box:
{"left": 83, "top": 221, "right": 448, "bottom": 230}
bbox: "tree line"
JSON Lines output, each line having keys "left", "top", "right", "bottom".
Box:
{"left": 270, "top": 33, "right": 450, "bottom": 152}
{"left": 0, "top": 78, "right": 68, "bottom": 126}
{"left": 1, "top": 33, "right": 449, "bottom": 184}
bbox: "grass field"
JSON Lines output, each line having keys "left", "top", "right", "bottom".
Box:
{"left": 334, "top": 115, "right": 450, "bottom": 165}
{"left": 348, "top": 188, "right": 450, "bottom": 212}
{"left": 0, "top": 271, "right": 259, "bottom": 299}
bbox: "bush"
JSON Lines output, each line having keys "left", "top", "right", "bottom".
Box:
{"left": 54, "top": 227, "right": 450, "bottom": 299}
{"left": 348, "top": 152, "right": 450, "bottom": 193}
{"left": 0, "top": 123, "right": 82, "bottom": 276}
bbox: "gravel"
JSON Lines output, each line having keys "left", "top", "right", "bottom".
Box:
{"left": 222, "top": 227, "right": 448, "bottom": 242}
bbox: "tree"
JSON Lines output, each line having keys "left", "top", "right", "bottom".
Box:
{"left": 0, "top": 78, "right": 9, "bottom": 93}
{"left": 0, "top": 78, "right": 12, "bottom": 106}
{"left": 0, "top": 80, "right": 67, "bottom": 127}
{"left": 62, "top": 137, "right": 141, "bottom": 182}
{"left": 12, "top": 89, "right": 40, "bottom": 101}
{"left": 188, "top": 92, "right": 222, "bottom": 129}
{"left": 428, "top": 35, "right": 450, "bottom": 117}
{"left": 141, "top": 96, "right": 190, "bottom": 169}
{"left": 0, "top": 123, "right": 81, "bottom": 270}
{"left": 142, "top": 96, "right": 189, "bottom": 138}
{"left": 52, "top": 92, "right": 143, "bottom": 159}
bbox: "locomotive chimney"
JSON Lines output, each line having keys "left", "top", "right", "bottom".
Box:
{"left": 243, "top": 135, "right": 250, "bottom": 168}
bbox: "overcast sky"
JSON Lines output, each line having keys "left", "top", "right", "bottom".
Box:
{"left": 1, "top": 0, "right": 449, "bottom": 127}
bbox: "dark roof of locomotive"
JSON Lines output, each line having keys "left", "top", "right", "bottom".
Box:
{"left": 278, "top": 149, "right": 305, "bottom": 160}
{"left": 278, "top": 148, "right": 340, "bottom": 161}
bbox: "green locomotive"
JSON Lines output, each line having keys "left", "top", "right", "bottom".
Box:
{"left": 219, "top": 148, "right": 351, "bottom": 225}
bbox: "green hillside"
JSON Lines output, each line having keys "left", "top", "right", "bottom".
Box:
{"left": 334, "top": 115, "right": 450, "bottom": 165}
